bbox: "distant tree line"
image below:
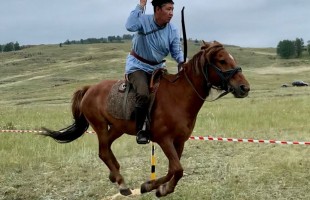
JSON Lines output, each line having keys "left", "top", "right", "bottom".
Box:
{"left": 0, "top": 42, "right": 21, "bottom": 53}
{"left": 62, "top": 34, "right": 134, "bottom": 46}
{"left": 2, "top": 36, "right": 310, "bottom": 59}
{"left": 276, "top": 38, "right": 309, "bottom": 59}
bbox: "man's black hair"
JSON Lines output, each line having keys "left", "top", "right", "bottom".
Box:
{"left": 151, "top": 0, "right": 174, "bottom": 7}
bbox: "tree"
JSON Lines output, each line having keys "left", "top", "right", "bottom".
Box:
{"left": 277, "top": 40, "right": 296, "bottom": 59}
{"left": 14, "top": 42, "right": 21, "bottom": 51}
{"left": 307, "top": 40, "right": 310, "bottom": 56}
{"left": 122, "top": 34, "right": 133, "bottom": 40}
{"left": 3, "top": 42, "right": 14, "bottom": 52}
{"left": 64, "top": 39, "right": 71, "bottom": 45}
{"left": 116, "top": 35, "right": 122, "bottom": 41}
{"left": 101, "top": 38, "right": 108, "bottom": 43}
{"left": 295, "top": 38, "right": 304, "bottom": 58}
{"left": 0, "top": 44, "right": 2, "bottom": 52}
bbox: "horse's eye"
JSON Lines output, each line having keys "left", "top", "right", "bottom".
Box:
{"left": 219, "top": 60, "right": 226, "bottom": 64}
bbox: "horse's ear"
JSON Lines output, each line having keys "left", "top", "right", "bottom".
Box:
{"left": 213, "top": 40, "right": 222, "bottom": 46}
{"left": 201, "top": 40, "right": 209, "bottom": 50}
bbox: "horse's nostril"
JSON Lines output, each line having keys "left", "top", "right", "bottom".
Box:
{"left": 240, "top": 85, "right": 250, "bottom": 93}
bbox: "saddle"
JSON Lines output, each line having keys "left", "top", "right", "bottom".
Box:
{"left": 106, "top": 69, "right": 166, "bottom": 120}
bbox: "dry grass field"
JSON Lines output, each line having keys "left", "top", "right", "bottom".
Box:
{"left": 0, "top": 41, "right": 310, "bottom": 200}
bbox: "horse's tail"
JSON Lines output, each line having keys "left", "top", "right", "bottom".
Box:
{"left": 41, "top": 86, "right": 90, "bottom": 143}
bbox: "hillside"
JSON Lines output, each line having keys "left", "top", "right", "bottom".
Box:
{"left": 1, "top": 41, "right": 309, "bottom": 107}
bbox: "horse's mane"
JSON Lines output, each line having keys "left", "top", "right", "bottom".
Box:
{"left": 186, "top": 41, "right": 224, "bottom": 75}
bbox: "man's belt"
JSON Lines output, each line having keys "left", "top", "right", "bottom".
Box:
{"left": 130, "top": 50, "right": 165, "bottom": 66}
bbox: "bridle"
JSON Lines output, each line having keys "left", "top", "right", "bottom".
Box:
{"left": 184, "top": 55, "right": 242, "bottom": 101}
{"left": 208, "top": 64, "right": 242, "bottom": 91}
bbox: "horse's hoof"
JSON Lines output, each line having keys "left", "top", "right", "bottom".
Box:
{"left": 156, "top": 185, "right": 167, "bottom": 197}
{"left": 155, "top": 190, "right": 163, "bottom": 197}
{"left": 141, "top": 180, "right": 153, "bottom": 193}
{"left": 120, "top": 188, "right": 132, "bottom": 196}
{"left": 140, "top": 184, "right": 148, "bottom": 194}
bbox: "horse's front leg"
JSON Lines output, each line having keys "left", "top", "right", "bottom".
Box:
{"left": 140, "top": 140, "right": 184, "bottom": 197}
{"left": 156, "top": 141, "right": 185, "bottom": 197}
{"left": 140, "top": 171, "right": 173, "bottom": 194}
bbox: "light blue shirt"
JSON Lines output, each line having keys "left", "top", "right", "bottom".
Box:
{"left": 125, "top": 5, "right": 184, "bottom": 74}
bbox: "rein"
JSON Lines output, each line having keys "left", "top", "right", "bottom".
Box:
{"left": 184, "top": 69, "right": 211, "bottom": 101}
{"left": 183, "top": 66, "right": 229, "bottom": 102}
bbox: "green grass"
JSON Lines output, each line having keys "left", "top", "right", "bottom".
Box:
{"left": 1, "top": 42, "right": 310, "bottom": 200}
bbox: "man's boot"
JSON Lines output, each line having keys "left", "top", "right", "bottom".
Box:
{"left": 135, "top": 106, "right": 150, "bottom": 144}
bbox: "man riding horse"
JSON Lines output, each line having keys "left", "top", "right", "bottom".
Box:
{"left": 125, "top": 0, "right": 184, "bottom": 144}
{"left": 41, "top": 0, "right": 250, "bottom": 197}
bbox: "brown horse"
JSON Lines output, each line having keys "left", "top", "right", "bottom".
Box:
{"left": 41, "top": 41, "right": 250, "bottom": 197}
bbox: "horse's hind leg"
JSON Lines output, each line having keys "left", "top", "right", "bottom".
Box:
{"left": 94, "top": 121, "right": 132, "bottom": 196}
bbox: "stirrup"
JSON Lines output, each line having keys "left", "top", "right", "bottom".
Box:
{"left": 136, "top": 130, "right": 150, "bottom": 144}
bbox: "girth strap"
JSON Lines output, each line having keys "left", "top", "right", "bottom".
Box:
{"left": 122, "top": 81, "right": 131, "bottom": 119}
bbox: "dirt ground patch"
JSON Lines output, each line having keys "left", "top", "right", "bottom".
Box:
{"left": 253, "top": 51, "right": 276, "bottom": 56}
{"left": 253, "top": 65, "right": 310, "bottom": 75}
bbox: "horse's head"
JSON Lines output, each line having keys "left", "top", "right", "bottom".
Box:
{"left": 197, "top": 41, "right": 250, "bottom": 98}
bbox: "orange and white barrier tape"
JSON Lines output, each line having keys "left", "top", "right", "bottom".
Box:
{"left": 1, "top": 129, "right": 309, "bottom": 145}
{"left": 189, "top": 136, "right": 310, "bottom": 145}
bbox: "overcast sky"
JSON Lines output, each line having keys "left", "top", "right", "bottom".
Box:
{"left": 1, "top": 0, "right": 309, "bottom": 47}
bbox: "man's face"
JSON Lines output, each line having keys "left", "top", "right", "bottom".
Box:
{"left": 156, "top": 3, "right": 174, "bottom": 25}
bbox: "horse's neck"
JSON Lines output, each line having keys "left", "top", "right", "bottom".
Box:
{"left": 164, "top": 69, "right": 209, "bottom": 115}
{"left": 183, "top": 65, "right": 210, "bottom": 98}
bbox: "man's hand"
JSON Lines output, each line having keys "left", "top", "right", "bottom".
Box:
{"left": 140, "top": 0, "right": 147, "bottom": 7}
